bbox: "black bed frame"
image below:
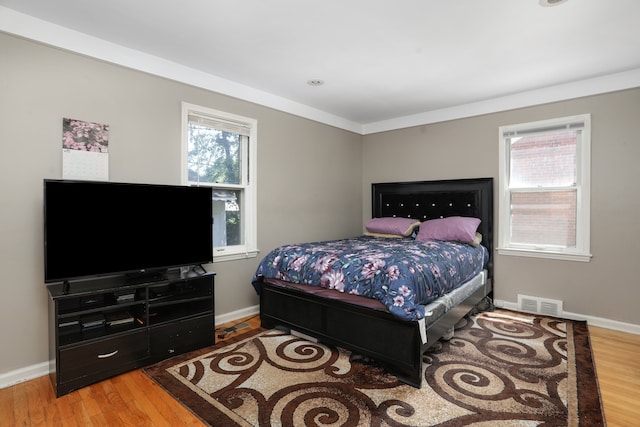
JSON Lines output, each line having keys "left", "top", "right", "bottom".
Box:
{"left": 257, "top": 178, "right": 494, "bottom": 387}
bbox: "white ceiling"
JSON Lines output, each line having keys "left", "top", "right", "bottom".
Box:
{"left": 1, "top": 0, "right": 640, "bottom": 134}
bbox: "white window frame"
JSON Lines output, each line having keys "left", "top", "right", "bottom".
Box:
{"left": 498, "top": 114, "right": 592, "bottom": 262}
{"left": 181, "top": 102, "right": 258, "bottom": 262}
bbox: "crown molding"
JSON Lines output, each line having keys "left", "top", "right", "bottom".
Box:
{"left": 362, "top": 68, "right": 640, "bottom": 134}
{"left": 2, "top": 6, "right": 639, "bottom": 136}
{"left": 0, "top": 7, "right": 363, "bottom": 134}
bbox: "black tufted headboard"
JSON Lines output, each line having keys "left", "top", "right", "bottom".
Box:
{"left": 372, "top": 178, "right": 493, "bottom": 278}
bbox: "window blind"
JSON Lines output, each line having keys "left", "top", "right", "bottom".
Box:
{"left": 188, "top": 113, "right": 251, "bottom": 136}
{"left": 502, "top": 120, "right": 585, "bottom": 138}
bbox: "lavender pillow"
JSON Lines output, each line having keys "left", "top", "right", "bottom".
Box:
{"left": 365, "top": 217, "right": 420, "bottom": 237}
{"left": 415, "top": 216, "right": 481, "bottom": 243}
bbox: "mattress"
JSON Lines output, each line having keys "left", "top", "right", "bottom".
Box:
{"left": 252, "top": 235, "right": 489, "bottom": 321}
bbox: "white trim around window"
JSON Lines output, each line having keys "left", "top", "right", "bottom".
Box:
{"left": 181, "top": 102, "right": 258, "bottom": 263}
{"left": 498, "top": 114, "right": 592, "bottom": 262}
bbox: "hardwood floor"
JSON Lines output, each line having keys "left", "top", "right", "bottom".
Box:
{"left": 1, "top": 316, "right": 638, "bottom": 426}
{"left": 589, "top": 325, "right": 640, "bottom": 426}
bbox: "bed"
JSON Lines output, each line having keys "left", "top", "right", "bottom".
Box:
{"left": 251, "top": 178, "right": 493, "bottom": 388}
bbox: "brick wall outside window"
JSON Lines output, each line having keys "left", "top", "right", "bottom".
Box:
{"left": 509, "top": 131, "right": 577, "bottom": 247}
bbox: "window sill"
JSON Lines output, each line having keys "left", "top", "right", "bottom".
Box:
{"left": 213, "top": 249, "right": 260, "bottom": 263}
{"left": 497, "top": 247, "right": 592, "bottom": 263}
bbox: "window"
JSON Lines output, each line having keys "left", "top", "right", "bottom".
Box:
{"left": 182, "top": 102, "right": 258, "bottom": 262}
{"left": 498, "top": 114, "right": 591, "bottom": 262}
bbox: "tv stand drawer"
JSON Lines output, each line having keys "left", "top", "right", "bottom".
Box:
{"left": 58, "top": 330, "right": 149, "bottom": 383}
{"left": 149, "top": 314, "right": 214, "bottom": 361}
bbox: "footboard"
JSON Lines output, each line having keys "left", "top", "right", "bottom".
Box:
{"left": 258, "top": 276, "right": 492, "bottom": 388}
{"left": 259, "top": 277, "right": 424, "bottom": 387}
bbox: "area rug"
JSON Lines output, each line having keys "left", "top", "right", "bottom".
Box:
{"left": 144, "top": 310, "right": 605, "bottom": 426}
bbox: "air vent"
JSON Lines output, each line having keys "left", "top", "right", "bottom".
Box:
{"left": 519, "top": 297, "right": 539, "bottom": 313}
{"left": 518, "top": 295, "right": 563, "bottom": 317}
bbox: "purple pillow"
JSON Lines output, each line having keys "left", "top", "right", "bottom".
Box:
{"left": 366, "top": 217, "right": 420, "bottom": 237}
{"left": 415, "top": 216, "right": 481, "bottom": 243}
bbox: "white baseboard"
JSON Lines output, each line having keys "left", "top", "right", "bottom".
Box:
{"left": 215, "top": 304, "right": 259, "bottom": 326}
{"left": 0, "top": 361, "right": 50, "bottom": 390}
{"left": 0, "top": 306, "right": 261, "bottom": 391}
{"left": 494, "top": 299, "right": 640, "bottom": 335}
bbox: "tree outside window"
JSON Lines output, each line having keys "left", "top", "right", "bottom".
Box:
{"left": 182, "top": 103, "right": 258, "bottom": 262}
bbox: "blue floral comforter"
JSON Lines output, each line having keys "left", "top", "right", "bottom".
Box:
{"left": 251, "top": 235, "right": 489, "bottom": 321}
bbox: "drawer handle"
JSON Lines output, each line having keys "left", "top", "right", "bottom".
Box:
{"left": 97, "top": 350, "right": 119, "bottom": 359}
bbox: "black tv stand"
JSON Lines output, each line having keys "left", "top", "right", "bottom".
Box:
{"left": 47, "top": 268, "right": 215, "bottom": 397}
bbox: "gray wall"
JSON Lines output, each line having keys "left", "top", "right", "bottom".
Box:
{"left": 362, "top": 88, "right": 640, "bottom": 326}
{"left": 0, "top": 33, "right": 362, "bottom": 376}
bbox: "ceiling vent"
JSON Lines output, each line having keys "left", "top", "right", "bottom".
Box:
{"left": 539, "top": 0, "right": 568, "bottom": 6}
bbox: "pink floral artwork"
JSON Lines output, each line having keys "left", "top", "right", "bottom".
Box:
{"left": 62, "top": 118, "right": 109, "bottom": 153}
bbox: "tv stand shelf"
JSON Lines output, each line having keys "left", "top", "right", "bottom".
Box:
{"left": 47, "top": 268, "right": 215, "bottom": 397}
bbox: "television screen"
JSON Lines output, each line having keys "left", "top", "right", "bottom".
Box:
{"left": 44, "top": 179, "right": 213, "bottom": 283}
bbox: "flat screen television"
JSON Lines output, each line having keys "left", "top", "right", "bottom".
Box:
{"left": 44, "top": 179, "right": 213, "bottom": 284}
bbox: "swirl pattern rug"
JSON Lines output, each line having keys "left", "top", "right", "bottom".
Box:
{"left": 144, "top": 310, "right": 604, "bottom": 426}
